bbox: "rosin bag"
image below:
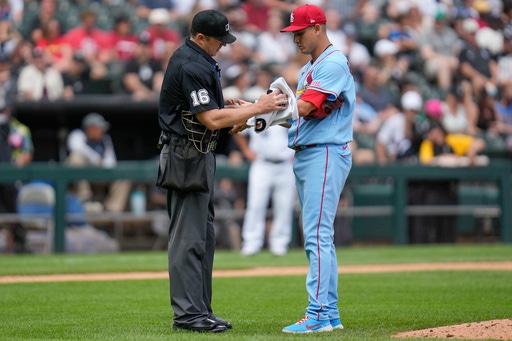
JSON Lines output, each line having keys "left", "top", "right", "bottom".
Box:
{"left": 246, "top": 77, "right": 299, "bottom": 133}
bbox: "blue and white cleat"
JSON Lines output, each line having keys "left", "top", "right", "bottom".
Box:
{"left": 330, "top": 318, "right": 344, "bottom": 330}
{"left": 282, "top": 316, "right": 333, "bottom": 333}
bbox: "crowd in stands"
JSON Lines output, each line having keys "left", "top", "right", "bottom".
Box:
{"left": 1, "top": 0, "right": 511, "bottom": 162}
{"left": 2, "top": 0, "right": 512, "bottom": 250}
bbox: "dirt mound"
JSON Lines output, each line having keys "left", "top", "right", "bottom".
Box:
{"left": 392, "top": 319, "right": 512, "bottom": 340}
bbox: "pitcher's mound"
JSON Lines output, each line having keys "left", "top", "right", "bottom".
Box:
{"left": 392, "top": 319, "right": 512, "bottom": 340}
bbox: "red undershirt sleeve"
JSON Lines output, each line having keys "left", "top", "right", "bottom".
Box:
{"left": 300, "top": 90, "right": 330, "bottom": 120}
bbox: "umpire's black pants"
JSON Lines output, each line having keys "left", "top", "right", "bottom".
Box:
{"left": 164, "top": 145, "right": 217, "bottom": 325}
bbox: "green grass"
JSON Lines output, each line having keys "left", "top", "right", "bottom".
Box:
{"left": 1, "top": 244, "right": 511, "bottom": 340}
{"left": 1, "top": 244, "right": 512, "bottom": 276}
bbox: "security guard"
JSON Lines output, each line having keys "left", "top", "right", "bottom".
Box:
{"left": 157, "top": 9, "right": 288, "bottom": 333}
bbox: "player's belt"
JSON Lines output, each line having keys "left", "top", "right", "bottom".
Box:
{"left": 293, "top": 144, "right": 317, "bottom": 151}
{"left": 263, "top": 158, "right": 288, "bottom": 164}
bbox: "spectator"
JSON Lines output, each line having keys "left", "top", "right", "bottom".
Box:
{"left": 458, "top": 18, "right": 498, "bottom": 98}
{"left": 495, "top": 81, "right": 512, "bottom": 150}
{"left": 0, "top": 19, "right": 20, "bottom": 61}
{"left": 497, "top": 37, "right": 512, "bottom": 86}
{"left": 233, "top": 125, "right": 296, "bottom": 256}
{"left": 245, "top": 66, "right": 274, "bottom": 102}
{"left": 357, "top": 64, "right": 396, "bottom": 116}
{"left": 418, "top": 10, "right": 461, "bottom": 95}
{"left": 384, "top": 8, "right": 420, "bottom": 70}
{"left": 66, "top": 113, "right": 131, "bottom": 213}
{"left": 135, "top": 0, "right": 177, "bottom": 23}
{"left": 355, "top": 2, "right": 388, "bottom": 53}
{"left": 63, "top": 9, "right": 112, "bottom": 66}
{"left": 372, "top": 39, "right": 407, "bottom": 97}
{"left": 498, "top": 2, "right": 512, "bottom": 85}
{"left": 451, "top": 0, "right": 481, "bottom": 40}
{"left": 35, "top": 18, "right": 72, "bottom": 73}
{"left": 351, "top": 93, "right": 379, "bottom": 164}
{"left": 225, "top": 6, "right": 258, "bottom": 52}
{"left": 474, "top": 83, "right": 507, "bottom": 152}
{"left": 143, "top": 8, "right": 182, "bottom": 66}
{"left": 29, "top": 0, "right": 59, "bottom": 45}
{"left": 441, "top": 81, "right": 479, "bottom": 135}
{"left": 173, "top": 0, "right": 218, "bottom": 19}
{"left": 256, "top": 11, "right": 297, "bottom": 71}
{"left": 213, "top": 178, "right": 243, "bottom": 251}
{"left": 122, "top": 31, "right": 164, "bottom": 101}
{"left": 325, "top": 8, "right": 347, "bottom": 51}
{"left": 476, "top": 83, "right": 501, "bottom": 134}
{"left": 498, "top": 86, "right": 512, "bottom": 123}
{"left": 0, "top": 0, "right": 22, "bottom": 25}
{"left": 108, "top": 15, "right": 138, "bottom": 62}
{"left": 0, "top": 75, "right": 33, "bottom": 252}
{"left": 221, "top": 63, "right": 251, "bottom": 100}
{"left": 375, "top": 90, "right": 427, "bottom": 164}
{"left": 424, "top": 99, "right": 487, "bottom": 166}
{"left": 217, "top": 40, "right": 258, "bottom": 80}
{"left": 62, "top": 51, "right": 108, "bottom": 100}
{"left": 340, "top": 22, "right": 371, "bottom": 79}
{"left": 16, "top": 46, "right": 64, "bottom": 101}
{"left": 240, "top": 0, "right": 271, "bottom": 34}
{"left": 328, "top": 0, "right": 363, "bottom": 23}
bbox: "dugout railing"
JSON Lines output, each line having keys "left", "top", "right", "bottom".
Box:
{"left": 0, "top": 160, "right": 511, "bottom": 252}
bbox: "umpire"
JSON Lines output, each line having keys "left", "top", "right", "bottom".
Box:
{"left": 157, "top": 9, "right": 288, "bottom": 333}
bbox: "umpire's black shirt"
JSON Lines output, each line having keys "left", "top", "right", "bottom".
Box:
{"left": 158, "top": 38, "right": 224, "bottom": 136}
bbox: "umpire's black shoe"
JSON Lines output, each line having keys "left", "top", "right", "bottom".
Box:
{"left": 172, "top": 318, "right": 228, "bottom": 333}
{"left": 210, "top": 314, "right": 232, "bottom": 329}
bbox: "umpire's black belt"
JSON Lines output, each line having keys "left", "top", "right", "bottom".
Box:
{"left": 158, "top": 131, "right": 216, "bottom": 151}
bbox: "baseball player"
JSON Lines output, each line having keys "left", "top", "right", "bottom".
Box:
{"left": 279, "top": 4, "right": 355, "bottom": 333}
{"left": 157, "top": 10, "right": 287, "bottom": 333}
{"left": 233, "top": 125, "right": 296, "bottom": 257}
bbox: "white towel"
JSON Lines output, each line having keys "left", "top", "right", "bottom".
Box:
{"left": 246, "top": 77, "right": 298, "bottom": 133}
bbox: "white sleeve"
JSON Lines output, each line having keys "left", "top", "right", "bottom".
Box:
{"left": 67, "top": 129, "right": 102, "bottom": 166}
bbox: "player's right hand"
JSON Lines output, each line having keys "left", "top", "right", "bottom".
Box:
{"left": 257, "top": 90, "right": 288, "bottom": 114}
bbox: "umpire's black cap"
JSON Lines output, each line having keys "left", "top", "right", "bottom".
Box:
{"left": 192, "top": 10, "right": 236, "bottom": 44}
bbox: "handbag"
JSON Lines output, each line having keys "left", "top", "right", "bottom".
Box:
{"left": 156, "top": 142, "right": 209, "bottom": 193}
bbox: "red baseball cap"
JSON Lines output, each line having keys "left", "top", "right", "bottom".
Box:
{"left": 280, "top": 4, "right": 327, "bottom": 32}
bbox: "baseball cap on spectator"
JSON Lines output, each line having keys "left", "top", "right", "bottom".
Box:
{"left": 462, "top": 18, "right": 479, "bottom": 34}
{"left": 424, "top": 99, "right": 443, "bottom": 118}
{"left": 373, "top": 39, "right": 399, "bottom": 57}
{"left": 434, "top": 10, "right": 447, "bottom": 21}
{"left": 280, "top": 4, "right": 326, "bottom": 32}
{"left": 82, "top": 112, "right": 110, "bottom": 131}
{"left": 400, "top": 90, "right": 423, "bottom": 111}
{"left": 224, "top": 64, "right": 243, "bottom": 82}
{"left": 138, "top": 30, "right": 151, "bottom": 45}
{"left": 473, "top": 0, "right": 491, "bottom": 14}
{"left": 149, "top": 8, "right": 170, "bottom": 25}
{"left": 192, "top": 10, "right": 236, "bottom": 44}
